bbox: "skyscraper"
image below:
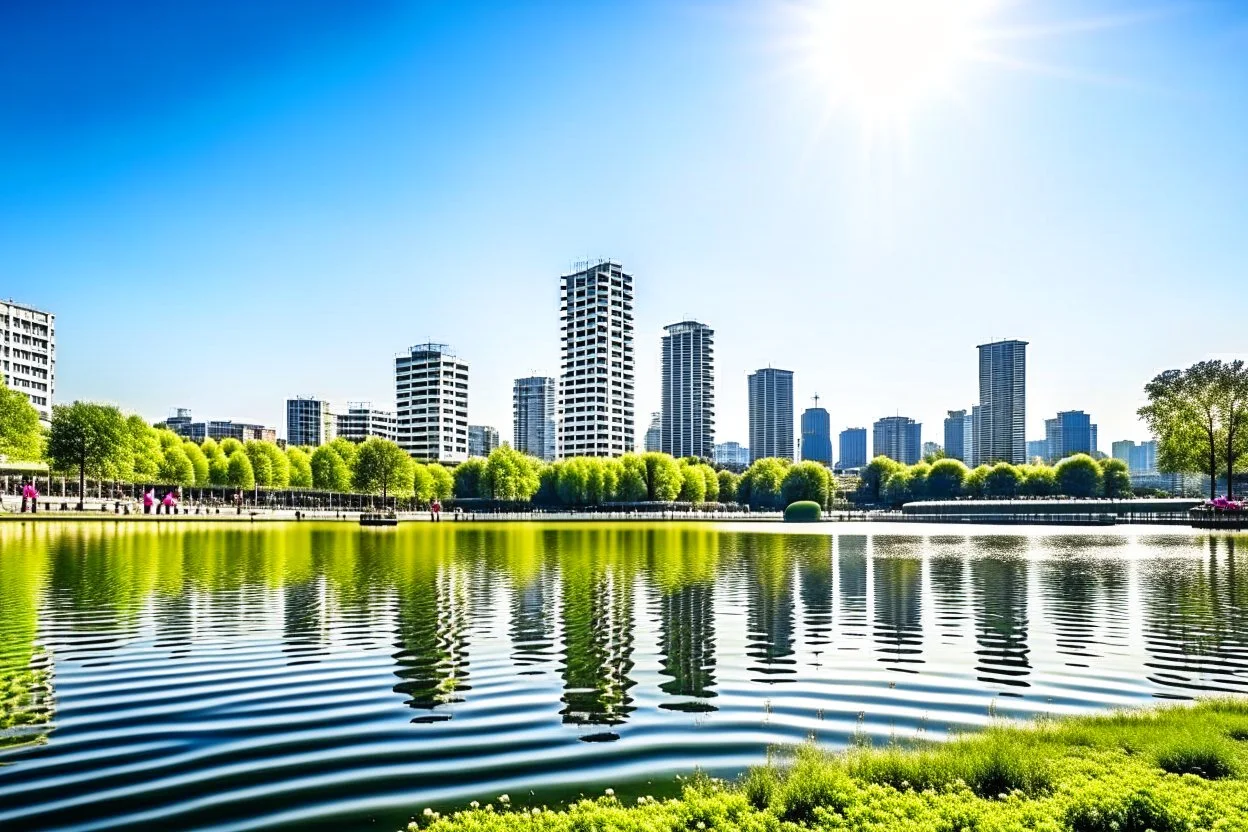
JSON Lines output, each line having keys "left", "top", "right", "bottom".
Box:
{"left": 1043, "top": 410, "right": 1096, "bottom": 462}
{"left": 395, "top": 342, "right": 469, "bottom": 463}
{"left": 468, "top": 425, "right": 499, "bottom": 457}
{"left": 838, "top": 427, "right": 868, "bottom": 469}
{"left": 975, "top": 339, "right": 1027, "bottom": 465}
{"left": 286, "top": 397, "right": 336, "bottom": 447}
{"left": 1112, "top": 439, "right": 1158, "bottom": 475}
{"left": 873, "top": 416, "right": 922, "bottom": 465}
{"left": 943, "top": 409, "right": 971, "bottom": 462}
{"left": 660, "top": 320, "right": 714, "bottom": 458}
{"left": 747, "top": 367, "right": 794, "bottom": 461}
{"left": 713, "top": 441, "right": 750, "bottom": 467}
{"left": 558, "top": 261, "right": 634, "bottom": 458}
{"left": 513, "top": 376, "right": 556, "bottom": 461}
{"left": 643, "top": 412, "right": 661, "bottom": 452}
{"left": 1, "top": 299, "right": 55, "bottom": 424}
{"left": 800, "top": 399, "right": 832, "bottom": 464}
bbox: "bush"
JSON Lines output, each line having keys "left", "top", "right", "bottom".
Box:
{"left": 783, "top": 501, "right": 822, "bottom": 522}
{"left": 1156, "top": 737, "right": 1239, "bottom": 779}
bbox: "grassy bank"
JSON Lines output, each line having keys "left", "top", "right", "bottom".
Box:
{"left": 409, "top": 701, "right": 1248, "bottom": 832}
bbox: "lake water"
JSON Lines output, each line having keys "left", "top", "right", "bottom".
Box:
{"left": 1, "top": 522, "right": 1246, "bottom": 831}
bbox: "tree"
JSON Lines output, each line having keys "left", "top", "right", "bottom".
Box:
{"left": 1020, "top": 465, "right": 1057, "bottom": 497}
{"left": 1055, "top": 454, "right": 1102, "bottom": 498}
{"left": 46, "top": 402, "right": 128, "bottom": 509}
{"left": 926, "top": 459, "right": 968, "bottom": 499}
{"left": 1139, "top": 360, "right": 1248, "bottom": 499}
{"left": 261, "top": 443, "right": 290, "bottom": 488}
{"left": 983, "top": 462, "right": 1023, "bottom": 498}
{"left": 483, "top": 447, "right": 541, "bottom": 501}
{"left": 677, "top": 460, "right": 707, "bottom": 503}
{"left": 287, "top": 447, "right": 313, "bottom": 488}
{"left": 699, "top": 463, "right": 720, "bottom": 502}
{"left": 209, "top": 455, "right": 231, "bottom": 486}
{"left": 781, "top": 461, "right": 831, "bottom": 507}
{"left": 739, "top": 458, "right": 790, "bottom": 509}
{"left": 963, "top": 465, "right": 991, "bottom": 499}
{"left": 219, "top": 437, "right": 244, "bottom": 458}
{"left": 616, "top": 455, "right": 649, "bottom": 502}
{"left": 156, "top": 429, "right": 182, "bottom": 451}
{"left": 859, "top": 456, "right": 903, "bottom": 505}
{"left": 411, "top": 462, "right": 434, "bottom": 503}
{"left": 427, "top": 463, "right": 454, "bottom": 501}
{"left": 125, "top": 415, "right": 163, "bottom": 481}
{"left": 157, "top": 445, "right": 195, "bottom": 486}
{"left": 907, "top": 462, "right": 932, "bottom": 500}
{"left": 327, "top": 437, "right": 360, "bottom": 469}
{"left": 226, "top": 450, "right": 255, "bottom": 490}
{"left": 311, "top": 446, "right": 351, "bottom": 491}
{"left": 0, "top": 377, "right": 43, "bottom": 461}
{"left": 1100, "top": 458, "right": 1132, "bottom": 498}
{"left": 183, "top": 442, "right": 210, "bottom": 485}
{"left": 641, "top": 452, "right": 682, "bottom": 502}
{"left": 717, "top": 469, "right": 741, "bottom": 504}
{"left": 454, "top": 457, "right": 488, "bottom": 498}
{"left": 352, "top": 438, "right": 414, "bottom": 500}
{"left": 882, "top": 469, "right": 914, "bottom": 507}
{"left": 245, "top": 441, "right": 273, "bottom": 487}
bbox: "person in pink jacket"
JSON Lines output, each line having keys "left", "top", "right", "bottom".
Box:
{"left": 162, "top": 491, "right": 175, "bottom": 516}
{"left": 143, "top": 489, "right": 155, "bottom": 515}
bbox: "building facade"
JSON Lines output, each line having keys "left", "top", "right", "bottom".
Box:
{"left": 1043, "top": 410, "right": 1096, "bottom": 462}
{"left": 336, "top": 403, "right": 398, "bottom": 443}
{"left": 643, "top": 412, "right": 661, "bottom": 452}
{"left": 660, "top": 320, "right": 715, "bottom": 459}
{"left": 873, "top": 416, "right": 922, "bottom": 465}
{"left": 395, "top": 343, "right": 469, "bottom": 463}
{"left": 747, "top": 367, "right": 794, "bottom": 461}
{"left": 286, "top": 397, "right": 336, "bottom": 447}
{"left": 713, "top": 441, "right": 750, "bottom": 468}
{"left": 975, "top": 339, "right": 1027, "bottom": 465}
{"left": 468, "top": 425, "right": 499, "bottom": 458}
{"left": 159, "top": 410, "right": 275, "bottom": 443}
{"left": 943, "top": 410, "right": 971, "bottom": 462}
{"left": 1027, "top": 439, "right": 1049, "bottom": 462}
{"left": 1113, "top": 439, "right": 1158, "bottom": 475}
{"left": 800, "top": 405, "right": 832, "bottom": 464}
{"left": 558, "top": 261, "right": 635, "bottom": 458}
{"left": 1, "top": 300, "right": 55, "bottom": 424}
{"left": 838, "top": 427, "right": 868, "bottom": 469}
{"left": 513, "top": 376, "right": 556, "bottom": 461}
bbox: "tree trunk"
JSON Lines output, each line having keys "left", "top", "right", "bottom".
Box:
{"left": 1229, "top": 422, "right": 1238, "bottom": 501}
{"left": 78, "top": 455, "right": 86, "bottom": 511}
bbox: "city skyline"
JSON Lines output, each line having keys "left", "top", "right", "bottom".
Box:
{"left": 4, "top": 3, "right": 1246, "bottom": 450}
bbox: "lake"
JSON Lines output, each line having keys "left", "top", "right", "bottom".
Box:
{"left": 1, "top": 522, "right": 1246, "bottom": 831}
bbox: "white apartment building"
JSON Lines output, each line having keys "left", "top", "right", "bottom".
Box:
{"left": 557, "top": 261, "right": 634, "bottom": 458}
{"left": 1, "top": 300, "right": 55, "bottom": 423}
{"left": 336, "top": 403, "right": 398, "bottom": 443}
{"left": 395, "top": 343, "right": 469, "bottom": 463}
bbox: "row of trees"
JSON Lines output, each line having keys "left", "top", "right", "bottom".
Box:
{"left": 859, "top": 454, "right": 1133, "bottom": 507}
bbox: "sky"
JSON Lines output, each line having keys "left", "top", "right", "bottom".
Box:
{"left": 3, "top": 0, "right": 1246, "bottom": 452}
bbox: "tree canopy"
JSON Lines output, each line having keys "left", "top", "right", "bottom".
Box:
{"left": 0, "top": 378, "right": 43, "bottom": 461}
{"left": 46, "top": 402, "right": 128, "bottom": 507}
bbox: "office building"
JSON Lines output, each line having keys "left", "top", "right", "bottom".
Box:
{"left": 513, "top": 376, "right": 556, "bottom": 461}
{"left": 713, "top": 441, "right": 750, "bottom": 468}
{"left": 1, "top": 300, "right": 55, "bottom": 424}
{"left": 873, "top": 416, "right": 922, "bottom": 465}
{"left": 748, "top": 367, "right": 794, "bottom": 461}
{"left": 286, "top": 397, "right": 336, "bottom": 447}
{"left": 558, "top": 261, "right": 634, "bottom": 458}
{"left": 975, "top": 339, "right": 1027, "bottom": 465}
{"left": 336, "top": 403, "right": 397, "bottom": 443}
{"left": 838, "top": 427, "right": 868, "bottom": 469}
{"left": 1043, "top": 410, "right": 1097, "bottom": 462}
{"left": 800, "top": 400, "right": 832, "bottom": 464}
{"left": 943, "top": 410, "right": 971, "bottom": 462}
{"left": 1113, "top": 439, "right": 1159, "bottom": 475}
{"left": 468, "top": 425, "right": 499, "bottom": 458}
{"left": 660, "top": 320, "right": 714, "bottom": 458}
{"left": 158, "top": 410, "right": 275, "bottom": 443}
{"left": 922, "top": 441, "right": 942, "bottom": 459}
{"left": 1027, "top": 439, "right": 1049, "bottom": 462}
{"left": 395, "top": 342, "right": 469, "bottom": 463}
{"left": 643, "top": 412, "right": 661, "bottom": 452}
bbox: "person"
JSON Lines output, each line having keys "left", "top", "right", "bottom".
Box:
{"left": 143, "top": 489, "right": 155, "bottom": 515}
{"left": 29, "top": 482, "right": 39, "bottom": 514}
{"left": 234, "top": 490, "right": 243, "bottom": 515}
{"left": 431, "top": 498, "right": 442, "bottom": 523}
{"left": 20, "top": 480, "right": 29, "bottom": 513}
{"left": 162, "top": 491, "right": 174, "bottom": 516}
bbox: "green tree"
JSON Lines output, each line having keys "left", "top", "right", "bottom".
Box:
{"left": 882, "top": 469, "right": 914, "bottom": 507}
{"left": 1020, "top": 465, "right": 1057, "bottom": 497}
{"left": 125, "top": 415, "right": 163, "bottom": 481}
{"left": 1055, "top": 454, "right": 1103, "bottom": 498}
{"left": 984, "top": 462, "right": 1023, "bottom": 498}
{"left": 0, "top": 377, "right": 43, "bottom": 461}
{"left": 926, "top": 458, "right": 968, "bottom": 499}
{"left": 260, "top": 442, "right": 290, "bottom": 488}
{"left": 244, "top": 441, "right": 273, "bottom": 487}
{"left": 327, "top": 437, "right": 360, "bottom": 470}
{"left": 1139, "top": 359, "right": 1248, "bottom": 499}
{"left": 155, "top": 429, "right": 182, "bottom": 451}
{"left": 219, "top": 437, "right": 243, "bottom": 458}
{"left": 157, "top": 445, "right": 195, "bottom": 486}
{"left": 699, "top": 463, "right": 720, "bottom": 502}
{"left": 46, "top": 401, "right": 128, "bottom": 509}
{"left": 616, "top": 454, "right": 649, "bottom": 502}
{"left": 226, "top": 449, "right": 255, "bottom": 489}
{"left": 352, "top": 438, "right": 414, "bottom": 499}
{"left": 963, "top": 465, "right": 992, "bottom": 499}
{"left": 454, "top": 457, "right": 488, "bottom": 498}
{"left": 677, "top": 460, "right": 707, "bottom": 503}
{"left": 907, "top": 462, "right": 932, "bottom": 500}
{"left": 427, "top": 463, "right": 454, "bottom": 500}
{"left": 739, "top": 458, "right": 790, "bottom": 509}
{"left": 781, "top": 461, "right": 831, "bottom": 507}
{"left": 641, "top": 452, "right": 682, "bottom": 501}
{"left": 287, "top": 447, "right": 313, "bottom": 488}
{"left": 182, "top": 442, "right": 209, "bottom": 485}
{"left": 209, "top": 455, "right": 231, "bottom": 486}
{"left": 483, "top": 447, "right": 542, "bottom": 501}
{"left": 411, "top": 462, "right": 434, "bottom": 503}
{"left": 200, "top": 437, "right": 220, "bottom": 460}
{"left": 1100, "top": 457, "right": 1132, "bottom": 498}
{"left": 859, "top": 456, "right": 903, "bottom": 505}
{"left": 717, "top": 469, "right": 741, "bottom": 504}
{"left": 310, "top": 445, "right": 351, "bottom": 491}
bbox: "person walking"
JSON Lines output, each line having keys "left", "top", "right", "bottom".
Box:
{"left": 162, "top": 492, "right": 174, "bottom": 516}
{"left": 20, "top": 480, "right": 30, "bottom": 513}
{"left": 143, "top": 489, "right": 155, "bottom": 515}
{"left": 431, "top": 498, "right": 442, "bottom": 523}
{"left": 29, "top": 482, "right": 39, "bottom": 514}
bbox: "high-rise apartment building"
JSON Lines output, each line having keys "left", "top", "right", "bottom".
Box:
{"left": 713, "top": 441, "right": 750, "bottom": 468}
{"left": 558, "top": 261, "right": 634, "bottom": 458}
{"left": 873, "top": 416, "right": 922, "bottom": 465}
{"left": 395, "top": 343, "right": 469, "bottom": 463}
{"left": 1, "top": 300, "right": 55, "bottom": 423}
{"left": 468, "top": 425, "right": 499, "bottom": 458}
{"left": 336, "top": 403, "right": 397, "bottom": 443}
{"left": 286, "top": 397, "right": 336, "bottom": 447}
{"left": 643, "top": 412, "right": 661, "bottom": 452}
{"left": 1043, "top": 410, "right": 1097, "bottom": 462}
{"left": 800, "top": 402, "right": 832, "bottom": 465}
{"left": 747, "top": 367, "right": 794, "bottom": 461}
{"left": 1112, "top": 439, "right": 1158, "bottom": 475}
{"left": 660, "top": 320, "right": 714, "bottom": 459}
{"left": 1027, "top": 439, "right": 1049, "bottom": 462}
{"left": 513, "top": 376, "right": 556, "bottom": 461}
{"left": 838, "top": 427, "right": 868, "bottom": 469}
{"left": 943, "top": 410, "right": 971, "bottom": 462}
{"left": 975, "top": 339, "right": 1027, "bottom": 465}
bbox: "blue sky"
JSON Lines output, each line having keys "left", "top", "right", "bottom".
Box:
{"left": 4, "top": 0, "right": 1246, "bottom": 450}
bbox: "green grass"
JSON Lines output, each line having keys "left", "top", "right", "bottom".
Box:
{"left": 407, "top": 700, "right": 1248, "bottom": 832}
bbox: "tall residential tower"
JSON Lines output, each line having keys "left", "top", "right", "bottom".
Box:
{"left": 975, "top": 339, "right": 1027, "bottom": 465}
{"left": 395, "top": 343, "right": 469, "bottom": 463}
{"left": 513, "top": 376, "right": 556, "bottom": 461}
{"left": 747, "top": 367, "right": 794, "bottom": 461}
{"left": 1, "top": 300, "right": 55, "bottom": 423}
{"left": 660, "top": 320, "right": 714, "bottom": 459}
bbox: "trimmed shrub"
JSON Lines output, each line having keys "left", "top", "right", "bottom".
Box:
{"left": 783, "top": 501, "right": 822, "bottom": 523}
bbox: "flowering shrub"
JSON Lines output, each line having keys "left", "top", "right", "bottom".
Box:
{"left": 1204, "top": 497, "right": 1246, "bottom": 512}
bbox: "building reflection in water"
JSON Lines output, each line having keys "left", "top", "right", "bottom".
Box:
{"left": 392, "top": 565, "right": 471, "bottom": 720}
{"left": 872, "top": 539, "right": 923, "bottom": 672}
{"left": 745, "top": 534, "right": 795, "bottom": 681}
{"left": 928, "top": 537, "right": 968, "bottom": 646}
{"left": 797, "top": 538, "right": 833, "bottom": 661}
{"left": 837, "top": 536, "right": 868, "bottom": 647}
{"left": 559, "top": 554, "right": 636, "bottom": 734}
{"left": 971, "top": 538, "right": 1031, "bottom": 691}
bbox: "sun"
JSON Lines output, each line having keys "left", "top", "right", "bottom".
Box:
{"left": 791, "top": 0, "right": 996, "bottom": 125}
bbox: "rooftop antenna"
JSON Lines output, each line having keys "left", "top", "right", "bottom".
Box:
{"left": 813, "top": 393, "right": 820, "bottom": 408}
